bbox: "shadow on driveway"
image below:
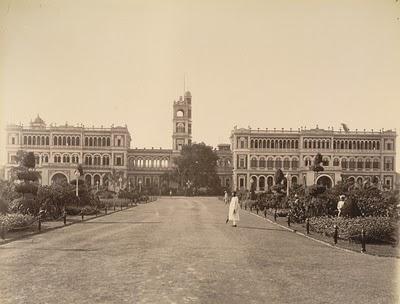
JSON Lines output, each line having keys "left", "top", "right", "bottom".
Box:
{"left": 237, "top": 226, "right": 289, "bottom": 232}
{"left": 80, "top": 221, "right": 162, "bottom": 225}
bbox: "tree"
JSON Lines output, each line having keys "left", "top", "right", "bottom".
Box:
{"left": 311, "top": 153, "right": 324, "bottom": 174}
{"left": 173, "top": 143, "right": 220, "bottom": 194}
{"left": 12, "top": 152, "right": 41, "bottom": 215}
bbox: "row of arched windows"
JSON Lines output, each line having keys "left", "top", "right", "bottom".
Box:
{"left": 84, "top": 137, "right": 111, "bottom": 147}
{"left": 53, "top": 136, "right": 80, "bottom": 146}
{"left": 303, "top": 156, "right": 382, "bottom": 170}
{"left": 332, "top": 140, "right": 380, "bottom": 151}
{"left": 84, "top": 154, "right": 110, "bottom": 166}
{"left": 303, "top": 139, "right": 330, "bottom": 149}
{"left": 128, "top": 158, "right": 169, "bottom": 168}
{"left": 250, "top": 138, "right": 299, "bottom": 150}
{"left": 24, "top": 135, "right": 50, "bottom": 146}
{"left": 53, "top": 153, "right": 80, "bottom": 164}
{"left": 33, "top": 153, "right": 49, "bottom": 164}
{"left": 250, "top": 157, "right": 299, "bottom": 170}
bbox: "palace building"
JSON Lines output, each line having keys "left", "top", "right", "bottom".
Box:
{"left": 4, "top": 91, "right": 233, "bottom": 191}
{"left": 230, "top": 126, "right": 397, "bottom": 191}
{"left": 4, "top": 92, "right": 396, "bottom": 192}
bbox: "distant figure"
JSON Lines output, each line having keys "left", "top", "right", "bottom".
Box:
{"left": 228, "top": 191, "right": 240, "bottom": 227}
{"left": 224, "top": 191, "right": 229, "bottom": 205}
{"left": 337, "top": 195, "right": 346, "bottom": 217}
{"left": 169, "top": 189, "right": 172, "bottom": 197}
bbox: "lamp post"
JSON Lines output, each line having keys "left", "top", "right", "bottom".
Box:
{"left": 74, "top": 170, "right": 80, "bottom": 197}
{"left": 128, "top": 181, "right": 131, "bottom": 192}
{"left": 96, "top": 180, "right": 99, "bottom": 191}
{"left": 286, "top": 173, "right": 290, "bottom": 196}
{"left": 138, "top": 180, "right": 142, "bottom": 194}
{"left": 119, "top": 177, "right": 122, "bottom": 191}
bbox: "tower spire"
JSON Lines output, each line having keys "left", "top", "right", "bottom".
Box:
{"left": 183, "top": 73, "right": 186, "bottom": 95}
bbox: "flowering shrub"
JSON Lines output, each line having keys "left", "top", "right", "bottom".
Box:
{"left": 309, "top": 216, "right": 395, "bottom": 243}
{"left": 0, "top": 213, "right": 35, "bottom": 231}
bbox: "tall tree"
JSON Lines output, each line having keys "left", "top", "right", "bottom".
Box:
{"left": 173, "top": 143, "right": 220, "bottom": 192}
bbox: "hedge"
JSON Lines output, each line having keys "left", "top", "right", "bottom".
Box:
{"left": 309, "top": 216, "right": 395, "bottom": 243}
{"left": 0, "top": 213, "right": 35, "bottom": 231}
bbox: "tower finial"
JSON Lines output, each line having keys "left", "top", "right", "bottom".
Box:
{"left": 183, "top": 73, "right": 186, "bottom": 95}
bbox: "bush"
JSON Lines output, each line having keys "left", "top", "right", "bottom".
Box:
{"left": 65, "top": 206, "right": 81, "bottom": 216}
{"left": 309, "top": 216, "right": 395, "bottom": 243}
{"left": 0, "top": 213, "right": 35, "bottom": 231}
{"left": 8, "top": 196, "right": 42, "bottom": 216}
{"left": 15, "top": 183, "right": 38, "bottom": 195}
{"left": 0, "top": 198, "right": 8, "bottom": 214}
{"left": 17, "top": 171, "right": 40, "bottom": 182}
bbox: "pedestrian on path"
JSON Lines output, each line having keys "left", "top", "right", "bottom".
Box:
{"left": 224, "top": 191, "right": 229, "bottom": 205}
{"left": 227, "top": 191, "right": 240, "bottom": 227}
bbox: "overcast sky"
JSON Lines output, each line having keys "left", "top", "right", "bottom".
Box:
{"left": 0, "top": 0, "right": 399, "bottom": 169}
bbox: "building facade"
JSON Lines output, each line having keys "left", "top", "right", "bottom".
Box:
{"left": 230, "top": 126, "right": 397, "bottom": 191}
{"left": 4, "top": 91, "right": 232, "bottom": 191}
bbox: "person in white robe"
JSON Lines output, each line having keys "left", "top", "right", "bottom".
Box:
{"left": 228, "top": 191, "right": 240, "bottom": 227}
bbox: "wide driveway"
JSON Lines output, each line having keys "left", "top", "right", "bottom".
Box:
{"left": 0, "top": 197, "right": 398, "bottom": 304}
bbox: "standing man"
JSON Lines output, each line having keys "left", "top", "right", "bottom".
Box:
{"left": 228, "top": 191, "right": 240, "bottom": 227}
{"left": 337, "top": 195, "right": 346, "bottom": 217}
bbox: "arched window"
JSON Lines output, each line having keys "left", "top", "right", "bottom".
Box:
{"left": 102, "top": 138, "right": 106, "bottom": 146}
{"left": 333, "top": 158, "right": 339, "bottom": 166}
{"left": 67, "top": 137, "right": 71, "bottom": 146}
{"left": 76, "top": 137, "right": 80, "bottom": 146}
{"left": 251, "top": 157, "right": 258, "bottom": 168}
{"left": 255, "top": 140, "right": 258, "bottom": 149}
{"left": 267, "top": 140, "right": 270, "bottom": 149}
{"left": 322, "top": 157, "right": 329, "bottom": 166}
{"left": 85, "top": 155, "right": 92, "bottom": 165}
{"left": 275, "top": 158, "right": 282, "bottom": 169}
{"left": 250, "top": 140, "right": 254, "bottom": 149}
{"left": 53, "top": 136, "right": 58, "bottom": 145}
{"left": 62, "top": 137, "right": 66, "bottom": 146}
{"left": 291, "top": 158, "right": 298, "bottom": 170}
{"left": 93, "top": 137, "right": 97, "bottom": 146}
{"left": 259, "top": 157, "right": 266, "bottom": 168}
{"left": 349, "top": 159, "right": 355, "bottom": 170}
{"left": 295, "top": 140, "right": 299, "bottom": 149}
{"left": 267, "top": 158, "right": 274, "bottom": 170}
{"left": 85, "top": 137, "right": 88, "bottom": 146}
{"left": 32, "top": 136, "right": 36, "bottom": 145}
{"left": 304, "top": 157, "right": 311, "bottom": 167}
{"left": 373, "top": 159, "right": 379, "bottom": 169}
{"left": 357, "top": 159, "right": 363, "bottom": 169}
{"left": 89, "top": 137, "right": 93, "bottom": 146}
{"left": 283, "top": 158, "right": 290, "bottom": 170}
{"left": 341, "top": 158, "right": 348, "bottom": 169}
{"left": 365, "top": 159, "right": 371, "bottom": 169}
{"left": 107, "top": 138, "right": 111, "bottom": 146}
{"left": 44, "top": 155, "right": 49, "bottom": 163}
{"left": 72, "top": 137, "right": 75, "bottom": 146}
{"left": 263, "top": 140, "right": 266, "bottom": 149}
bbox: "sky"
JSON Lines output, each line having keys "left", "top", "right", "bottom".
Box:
{"left": 0, "top": 0, "right": 399, "bottom": 169}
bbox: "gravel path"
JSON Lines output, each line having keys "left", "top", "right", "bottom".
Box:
{"left": 0, "top": 197, "right": 398, "bottom": 304}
